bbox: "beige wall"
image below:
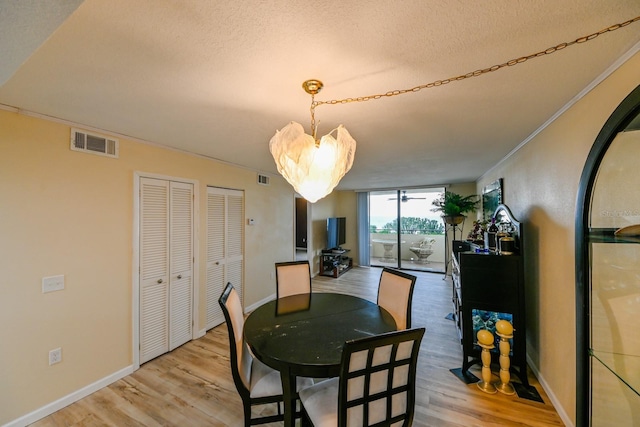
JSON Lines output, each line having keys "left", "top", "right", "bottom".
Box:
{"left": 335, "top": 191, "right": 358, "bottom": 263}
{"left": 476, "top": 51, "right": 640, "bottom": 425}
{"left": 302, "top": 190, "right": 358, "bottom": 274}
{"left": 0, "top": 110, "right": 298, "bottom": 423}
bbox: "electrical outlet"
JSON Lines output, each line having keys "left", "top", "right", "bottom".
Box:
{"left": 49, "top": 348, "right": 62, "bottom": 365}
{"left": 42, "top": 275, "right": 65, "bottom": 293}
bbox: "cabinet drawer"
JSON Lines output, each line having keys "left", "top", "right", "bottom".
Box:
{"left": 459, "top": 253, "right": 522, "bottom": 306}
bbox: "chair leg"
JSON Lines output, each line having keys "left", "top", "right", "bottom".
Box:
{"left": 244, "top": 403, "right": 252, "bottom": 427}
{"left": 300, "top": 405, "right": 313, "bottom": 427}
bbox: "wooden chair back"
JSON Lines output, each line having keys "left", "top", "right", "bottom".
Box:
{"left": 275, "top": 261, "right": 312, "bottom": 299}
{"left": 337, "top": 328, "right": 425, "bottom": 426}
{"left": 377, "top": 268, "right": 417, "bottom": 330}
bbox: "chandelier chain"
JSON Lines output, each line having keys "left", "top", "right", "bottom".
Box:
{"left": 310, "top": 93, "right": 317, "bottom": 141}
{"left": 310, "top": 15, "right": 640, "bottom": 110}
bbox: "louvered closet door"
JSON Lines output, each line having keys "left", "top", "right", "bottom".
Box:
{"left": 206, "top": 190, "right": 225, "bottom": 329}
{"left": 140, "top": 178, "right": 193, "bottom": 364}
{"left": 169, "top": 182, "right": 193, "bottom": 350}
{"left": 140, "top": 178, "right": 170, "bottom": 363}
{"left": 206, "top": 187, "right": 244, "bottom": 329}
{"left": 225, "top": 193, "right": 244, "bottom": 302}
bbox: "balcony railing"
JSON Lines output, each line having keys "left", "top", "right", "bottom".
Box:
{"left": 370, "top": 232, "right": 446, "bottom": 263}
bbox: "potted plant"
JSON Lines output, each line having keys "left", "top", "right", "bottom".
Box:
{"left": 467, "top": 219, "right": 489, "bottom": 244}
{"left": 431, "top": 191, "right": 480, "bottom": 225}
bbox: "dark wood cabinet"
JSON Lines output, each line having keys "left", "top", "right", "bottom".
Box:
{"left": 295, "top": 197, "right": 307, "bottom": 248}
{"left": 320, "top": 250, "right": 352, "bottom": 278}
{"left": 451, "top": 204, "right": 528, "bottom": 386}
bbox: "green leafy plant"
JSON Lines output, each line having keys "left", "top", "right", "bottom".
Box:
{"left": 431, "top": 192, "right": 479, "bottom": 217}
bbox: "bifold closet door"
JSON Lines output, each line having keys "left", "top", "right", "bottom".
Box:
{"left": 206, "top": 187, "right": 244, "bottom": 330}
{"left": 140, "top": 177, "right": 194, "bottom": 364}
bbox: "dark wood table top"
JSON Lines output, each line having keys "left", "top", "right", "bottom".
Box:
{"left": 244, "top": 292, "right": 397, "bottom": 378}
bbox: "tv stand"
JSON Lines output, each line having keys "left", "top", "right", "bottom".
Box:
{"left": 320, "top": 249, "right": 352, "bottom": 278}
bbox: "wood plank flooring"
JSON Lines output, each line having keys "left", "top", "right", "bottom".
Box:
{"left": 31, "top": 267, "right": 564, "bottom": 426}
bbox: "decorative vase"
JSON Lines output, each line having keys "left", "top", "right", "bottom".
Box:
{"left": 443, "top": 214, "right": 465, "bottom": 225}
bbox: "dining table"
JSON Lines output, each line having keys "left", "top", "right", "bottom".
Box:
{"left": 244, "top": 292, "right": 397, "bottom": 427}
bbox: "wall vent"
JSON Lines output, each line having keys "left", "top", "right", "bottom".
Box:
{"left": 70, "top": 128, "right": 119, "bottom": 158}
{"left": 257, "top": 174, "right": 270, "bottom": 185}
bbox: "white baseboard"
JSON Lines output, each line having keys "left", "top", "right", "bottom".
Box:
{"left": 245, "top": 293, "right": 276, "bottom": 313}
{"left": 526, "top": 343, "right": 574, "bottom": 427}
{"left": 3, "top": 365, "right": 134, "bottom": 427}
{"left": 6, "top": 291, "right": 279, "bottom": 427}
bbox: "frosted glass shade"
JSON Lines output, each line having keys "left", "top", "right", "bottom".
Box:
{"left": 269, "top": 121, "right": 356, "bottom": 203}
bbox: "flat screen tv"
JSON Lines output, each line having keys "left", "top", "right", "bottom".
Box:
{"left": 326, "top": 217, "right": 346, "bottom": 250}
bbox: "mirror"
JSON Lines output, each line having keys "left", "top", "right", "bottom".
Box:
{"left": 493, "top": 203, "right": 522, "bottom": 254}
{"left": 482, "top": 179, "right": 503, "bottom": 221}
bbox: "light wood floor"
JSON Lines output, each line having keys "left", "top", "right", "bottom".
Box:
{"left": 31, "top": 267, "right": 564, "bottom": 426}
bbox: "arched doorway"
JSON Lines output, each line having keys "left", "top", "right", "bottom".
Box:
{"left": 575, "top": 84, "right": 640, "bottom": 426}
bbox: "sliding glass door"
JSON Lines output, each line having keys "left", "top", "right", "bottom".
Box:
{"left": 369, "top": 188, "right": 445, "bottom": 273}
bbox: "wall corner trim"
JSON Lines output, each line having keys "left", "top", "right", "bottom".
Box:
{"left": 480, "top": 39, "right": 640, "bottom": 182}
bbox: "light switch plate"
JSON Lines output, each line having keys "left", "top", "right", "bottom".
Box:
{"left": 42, "top": 275, "right": 65, "bottom": 293}
{"left": 49, "top": 347, "right": 62, "bottom": 365}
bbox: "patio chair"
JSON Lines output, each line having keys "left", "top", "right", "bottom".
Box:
{"left": 409, "top": 238, "right": 435, "bottom": 263}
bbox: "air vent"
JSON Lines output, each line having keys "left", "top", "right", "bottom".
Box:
{"left": 70, "top": 128, "right": 119, "bottom": 158}
{"left": 257, "top": 174, "right": 270, "bottom": 185}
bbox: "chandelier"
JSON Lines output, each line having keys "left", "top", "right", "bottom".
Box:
{"left": 269, "top": 16, "right": 639, "bottom": 203}
{"left": 270, "top": 80, "right": 356, "bottom": 203}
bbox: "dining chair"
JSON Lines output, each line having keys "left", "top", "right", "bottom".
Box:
{"left": 275, "top": 260, "right": 312, "bottom": 299}
{"left": 219, "top": 282, "right": 313, "bottom": 426}
{"left": 299, "top": 327, "right": 426, "bottom": 427}
{"left": 377, "top": 267, "right": 417, "bottom": 330}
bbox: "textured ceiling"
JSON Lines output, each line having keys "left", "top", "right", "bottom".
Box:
{"left": 1, "top": 1, "right": 640, "bottom": 192}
